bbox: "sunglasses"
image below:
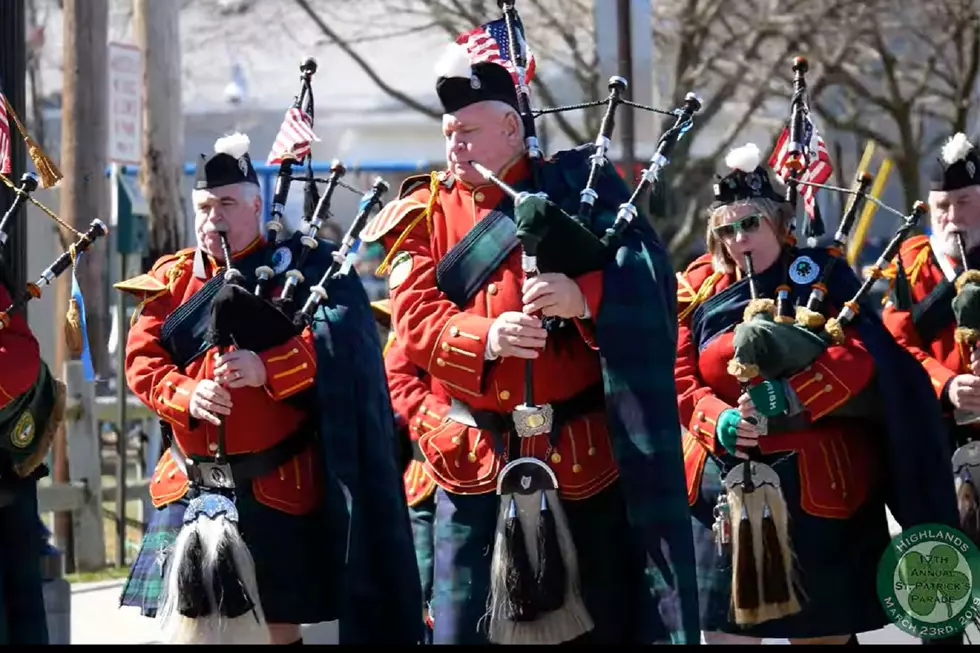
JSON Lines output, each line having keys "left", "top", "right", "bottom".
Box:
{"left": 712, "top": 213, "right": 764, "bottom": 239}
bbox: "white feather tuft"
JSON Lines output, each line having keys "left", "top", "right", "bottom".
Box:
{"left": 725, "top": 143, "right": 762, "bottom": 173}
{"left": 213, "top": 132, "right": 251, "bottom": 159}
{"left": 434, "top": 42, "right": 473, "bottom": 80}
{"left": 942, "top": 132, "right": 974, "bottom": 166}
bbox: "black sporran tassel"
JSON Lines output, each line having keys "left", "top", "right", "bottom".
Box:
{"left": 734, "top": 498, "right": 760, "bottom": 611}
{"left": 502, "top": 497, "right": 538, "bottom": 622}
{"left": 213, "top": 537, "right": 255, "bottom": 619}
{"left": 177, "top": 528, "right": 210, "bottom": 618}
{"left": 957, "top": 475, "right": 980, "bottom": 545}
{"left": 760, "top": 499, "right": 791, "bottom": 604}
{"left": 535, "top": 492, "right": 567, "bottom": 613}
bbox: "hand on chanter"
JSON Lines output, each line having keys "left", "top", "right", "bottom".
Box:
{"left": 214, "top": 349, "right": 268, "bottom": 389}
{"left": 970, "top": 348, "right": 980, "bottom": 376}
{"left": 949, "top": 374, "right": 980, "bottom": 412}
{"left": 488, "top": 312, "right": 547, "bottom": 360}
{"left": 522, "top": 273, "right": 587, "bottom": 319}
{"left": 189, "top": 379, "right": 232, "bottom": 426}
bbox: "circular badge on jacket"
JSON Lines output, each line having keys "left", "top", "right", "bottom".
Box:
{"left": 11, "top": 411, "right": 35, "bottom": 449}
{"left": 388, "top": 251, "right": 413, "bottom": 290}
{"left": 271, "top": 246, "right": 293, "bottom": 274}
{"left": 789, "top": 255, "right": 819, "bottom": 285}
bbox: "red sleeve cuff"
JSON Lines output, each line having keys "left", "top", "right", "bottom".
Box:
{"left": 923, "top": 358, "right": 958, "bottom": 400}
{"left": 689, "top": 395, "right": 729, "bottom": 454}
{"left": 409, "top": 394, "right": 450, "bottom": 443}
{"left": 788, "top": 359, "right": 852, "bottom": 422}
{"left": 259, "top": 328, "right": 318, "bottom": 401}
{"left": 572, "top": 270, "right": 604, "bottom": 349}
{"left": 429, "top": 313, "right": 494, "bottom": 395}
{"left": 153, "top": 371, "right": 197, "bottom": 431}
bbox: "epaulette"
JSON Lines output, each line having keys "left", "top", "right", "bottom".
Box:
{"left": 397, "top": 174, "right": 431, "bottom": 200}
{"left": 361, "top": 175, "right": 436, "bottom": 245}
{"left": 877, "top": 234, "right": 932, "bottom": 301}
{"left": 114, "top": 248, "right": 194, "bottom": 323}
{"left": 677, "top": 254, "right": 723, "bottom": 322}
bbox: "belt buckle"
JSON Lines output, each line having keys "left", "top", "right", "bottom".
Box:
{"left": 512, "top": 403, "right": 554, "bottom": 438}
{"left": 193, "top": 461, "right": 235, "bottom": 490}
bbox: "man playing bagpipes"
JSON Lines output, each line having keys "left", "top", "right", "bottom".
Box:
{"left": 116, "top": 133, "right": 422, "bottom": 645}
{"left": 676, "top": 142, "right": 959, "bottom": 644}
{"left": 372, "top": 298, "right": 444, "bottom": 644}
{"left": 359, "top": 33, "right": 700, "bottom": 645}
{"left": 0, "top": 271, "right": 65, "bottom": 645}
{"left": 881, "top": 133, "right": 980, "bottom": 549}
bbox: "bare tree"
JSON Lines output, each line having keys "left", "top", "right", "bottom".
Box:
{"left": 809, "top": 0, "right": 980, "bottom": 210}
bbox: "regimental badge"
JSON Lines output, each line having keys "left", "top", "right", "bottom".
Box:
{"left": 470, "top": 74, "right": 482, "bottom": 90}
{"left": 387, "top": 251, "right": 414, "bottom": 290}
{"left": 746, "top": 172, "right": 762, "bottom": 192}
{"left": 969, "top": 161, "right": 977, "bottom": 179}
{"left": 271, "top": 246, "right": 292, "bottom": 274}
{"left": 238, "top": 156, "right": 249, "bottom": 176}
{"left": 789, "top": 255, "right": 820, "bottom": 285}
{"left": 11, "top": 411, "right": 35, "bottom": 449}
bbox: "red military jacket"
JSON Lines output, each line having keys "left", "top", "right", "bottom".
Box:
{"left": 676, "top": 253, "right": 880, "bottom": 519}
{"left": 0, "top": 282, "right": 41, "bottom": 410}
{"left": 881, "top": 234, "right": 969, "bottom": 404}
{"left": 361, "top": 157, "right": 618, "bottom": 500}
{"left": 116, "top": 237, "right": 322, "bottom": 515}
{"left": 382, "top": 331, "right": 444, "bottom": 506}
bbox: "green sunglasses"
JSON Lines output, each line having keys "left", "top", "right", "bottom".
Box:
{"left": 712, "top": 213, "right": 764, "bottom": 239}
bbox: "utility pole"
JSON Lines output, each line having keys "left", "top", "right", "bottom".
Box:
{"left": 0, "top": 0, "right": 28, "bottom": 294}
{"left": 616, "top": 0, "right": 637, "bottom": 185}
{"left": 61, "top": 0, "right": 110, "bottom": 379}
{"left": 134, "top": 0, "right": 187, "bottom": 270}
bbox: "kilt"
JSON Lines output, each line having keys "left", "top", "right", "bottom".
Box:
{"left": 0, "top": 478, "right": 48, "bottom": 645}
{"left": 119, "top": 479, "right": 344, "bottom": 625}
{"left": 692, "top": 452, "right": 891, "bottom": 639}
{"left": 409, "top": 494, "right": 435, "bottom": 644}
{"left": 429, "top": 481, "right": 651, "bottom": 645}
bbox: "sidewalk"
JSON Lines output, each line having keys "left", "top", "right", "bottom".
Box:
{"left": 70, "top": 580, "right": 338, "bottom": 645}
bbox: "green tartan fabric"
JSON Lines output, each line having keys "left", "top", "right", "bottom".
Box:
{"left": 409, "top": 494, "right": 435, "bottom": 644}
{"left": 543, "top": 146, "right": 701, "bottom": 644}
{"left": 118, "top": 498, "right": 186, "bottom": 616}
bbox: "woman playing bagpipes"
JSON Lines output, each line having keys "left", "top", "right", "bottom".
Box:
{"left": 675, "top": 143, "right": 960, "bottom": 643}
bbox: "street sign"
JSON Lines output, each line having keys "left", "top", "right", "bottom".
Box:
{"left": 107, "top": 42, "right": 142, "bottom": 165}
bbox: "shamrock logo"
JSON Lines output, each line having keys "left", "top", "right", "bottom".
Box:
{"left": 897, "top": 543, "right": 971, "bottom": 618}
{"left": 795, "top": 260, "right": 812, "bottom": 277}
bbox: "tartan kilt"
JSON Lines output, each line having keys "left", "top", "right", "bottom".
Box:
{"left": 429, "top": 481, "right": 651, "bottom": 645}
{"left": 691, "top": 452, "right": 892, "bottom": 639}
{"left": 119, "top": 480, "right": 345, "bottom": 625}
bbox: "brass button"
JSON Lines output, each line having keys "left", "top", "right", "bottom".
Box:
{"left": 573, "top": 463, "right": 583, "bottom": 473}
{"left": 467, "top": 452, "right": 477, "bottom": 463}
{"left": 813, "top": 372, "right": 823, "bottom": 381}
{"left": 451, "top": 436, "right": 461, "bottom": 445}
{"left": 441, "top": 342, "right": 450, "bottom": 351}
{"left": 697, "top": 411, "right": 705, "bottom": 422}
{"left": 499, "top": 390, "right": 511, "bottom": 401}
{"left": 449, "top": 326, "right": 460, "bottom": 337}
{"left": 824, "top": 384, "right": 833, "bottom": 392}
{"left": 436, "top": 358, "right": 446, "bottom": 367}
{"left": 474, "top": 191, "right": 485, "bottom": 202}
{"left": 408, "top": 487, "right": 415, "bottom": 495}
{"left": 487, "top": 283, "right": 497, "bottom": 295}
{"left": 416, "top": 417, "right": 423, "bottom": 425}
{"left": 208, "top": 442, "right": 218, "bottom": 453}
{"left": 551, "top": 452, "right": 562, "bottom": 464}
{"left": 588, "top": 447, "right": 597, "bottom": 456}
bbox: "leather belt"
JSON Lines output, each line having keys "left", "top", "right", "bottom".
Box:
{"left": 169, "top": 420, "right": 315, "bottom": 490}
{"left": 447, "top": 384, "right": 605, "bottom": 451}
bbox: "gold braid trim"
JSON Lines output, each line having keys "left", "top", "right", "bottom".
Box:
{"left": 955, "top": 269, "right": 980, "bottom": 293}
{"left": 955, "top": 327, "right": 980, "bottom": 346}
{"left": 376, "top": 172, "right": 441, "bottom": 277}
{"left": 677, "top": 271, "right": 723, "bottom": 322}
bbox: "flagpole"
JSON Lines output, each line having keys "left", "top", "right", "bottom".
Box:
{"left": 0, "top": 0, "right": 27, "bottom": 296}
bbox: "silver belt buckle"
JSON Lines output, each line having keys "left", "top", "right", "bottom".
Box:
{"left": 512, "top": 403, "right": 554, "bottom": 438}
{"left": 194, "top": 461, "right": 235, "bottom": 490}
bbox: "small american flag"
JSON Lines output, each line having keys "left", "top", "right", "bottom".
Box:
{"left": 455, "top": 17, "right": 536, "bottom": 85}
{"left": 0, "top": 78, "right": 11, "bottom": 175}
{"left": 768, "top": 116, "right": 833, "bottom": 220}
{"left": 266, "top": 105, "right": 319, "bottom": 165}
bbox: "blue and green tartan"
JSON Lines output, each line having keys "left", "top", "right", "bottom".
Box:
{"left": 119, "top": 498, "right": 186, "bottom": 617}
{"left": 409, "top": 495, "right": 435, "bottom": 644}
{"left": 551, "top": 146, "right": 701, "bottom": 644}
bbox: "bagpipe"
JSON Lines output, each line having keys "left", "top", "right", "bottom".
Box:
{"left": 709, "top": 55, "right": 935, "bottom": 628}
{"left": 155, "top": 57, "right": 391, "bottom": 645}
{"left": 448, "top": 1, "right": 703, "bottom": 646}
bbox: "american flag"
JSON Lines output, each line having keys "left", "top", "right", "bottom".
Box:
{"left": 768, "top": 116, "right": 833, "bottom": 220}
{"left": 455, "top": 17, "right": 536, "bottom": 85}
{"left": 0, "top": 78, "right": 10, "bottom": 175}
{"left": 266, "top": 105, "right": 318, "bottom": 165}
